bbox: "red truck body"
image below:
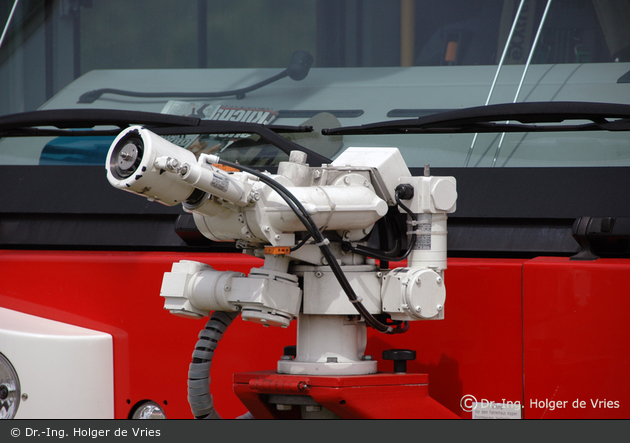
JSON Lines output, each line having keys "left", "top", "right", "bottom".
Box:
{"left": 2, "top": 251, "right": 627, "bottom": 418}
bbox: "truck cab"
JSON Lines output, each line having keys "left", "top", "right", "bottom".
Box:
{"left": 1, "top": 0, "right": 629, "bottom": 419}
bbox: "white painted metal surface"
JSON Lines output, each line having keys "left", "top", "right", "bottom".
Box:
{"left": 0, "top": 307, "right": 114, "bottom": 419}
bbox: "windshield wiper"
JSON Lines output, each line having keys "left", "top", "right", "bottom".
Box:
{"left": 322, "top": 102, "right": 630, "bottom": 136}
{"left": 0, "top": 108, "right": 331, "bottom": 166}
{"left": 77, "top": 50, "right": 314, "bottom": 104}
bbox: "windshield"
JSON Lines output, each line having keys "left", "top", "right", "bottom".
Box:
{"left": 1, "top": 0, "right": 630, "bottom": 167}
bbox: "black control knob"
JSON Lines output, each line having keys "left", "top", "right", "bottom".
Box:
{"left": 382, "top": 349, "right": 416, "bottom": 373}
{"left": 283, "top": 345, "right": 297, "bottom": 358}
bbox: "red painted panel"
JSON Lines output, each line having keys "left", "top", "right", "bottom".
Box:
{"left": 523, "top": 257, "right": 630, "bottom": 418}
{"left": 366, "top": 258, "right": 526, "bottom": 418}
{"left": 0, "top": 252, "right": 532, "bottom": 419}
{"left": 0, "top": 250, "right": 280, "bottom": 419}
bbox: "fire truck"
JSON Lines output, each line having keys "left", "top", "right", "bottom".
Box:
{"left": 1, "top": 0, "right": 630, "bottom": 419}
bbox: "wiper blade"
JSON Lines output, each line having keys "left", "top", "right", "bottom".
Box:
{"left": 0, "top": 108, "right": 309, "bottom": 133}
{"left": 322, "top": 102, "right": 630, "bottom": 136}
{"left": 0, "top": 109, "right": 200, "bottom": 130}
{"left": 0, "top": 108, "right": 331, "bottom": 166}
{"left": 77, "top": 50, "right": 313, "bottom": 104}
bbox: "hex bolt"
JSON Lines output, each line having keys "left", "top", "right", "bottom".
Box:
{"left": 437, "top": 304, "right": 443, "bottom": 311}
{"left": 166, "top": 157, "right": 180, "bottom": 171}
{"left": 314, "top": 271, "right": 323, "bottom": 278}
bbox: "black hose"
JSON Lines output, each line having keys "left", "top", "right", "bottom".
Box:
{"left": 188, "top": 311, "right": 238, "bottom": 419}
{"left": 217, "top": 159, "right": 397, "bottom": 333}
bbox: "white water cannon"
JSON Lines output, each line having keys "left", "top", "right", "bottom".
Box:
{"left": 106, "top": 126, "right": 457, "bottom": 376}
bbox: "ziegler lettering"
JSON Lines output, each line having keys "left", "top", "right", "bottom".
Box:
{"left": 210, "top": 106, "right": 278, "bottom": 139}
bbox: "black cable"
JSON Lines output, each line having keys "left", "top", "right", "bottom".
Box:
{"left": 395, "top": 188, "right": 418, "bottom": 261}
{"left": 341, "top": 187, "right": 418, "bottom": 262}
{"left": 290, "top": 233, "right": 312, "bottom": 252}
{"left": 216, "top": 159, "right": 394, "bottom": 333}
{"left": 78, "top": 50, "right": 314, "bottom": 104}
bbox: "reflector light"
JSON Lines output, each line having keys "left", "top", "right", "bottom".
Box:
{"left": 131, "top": 401, "right": 166, "bottom": 419}
{"left": 0, "top": 353, "right": 21, "bottom": 419}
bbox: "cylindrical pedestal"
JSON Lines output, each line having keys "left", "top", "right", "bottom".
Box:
{"left": 277, "top": 314, "right": 377, "bottom": 375}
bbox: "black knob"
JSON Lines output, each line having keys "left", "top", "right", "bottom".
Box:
{"left": 283, "top": 345, "right": 297, "bottom": 358}
{"left": 382, "top": 349, "right": 416, "bottom": 373}
{"left": 395, "top": 183, "right": 415, "bottom": 200}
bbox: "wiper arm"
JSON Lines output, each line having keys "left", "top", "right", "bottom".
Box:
{"left": 77, "top": 50, "right": 314, "bottom": 104}
{"left": 0, "top": 108, "right": 331, "bottom": 166}
{"left": 322, "top": 102, "right": 630, "bottom": 136}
